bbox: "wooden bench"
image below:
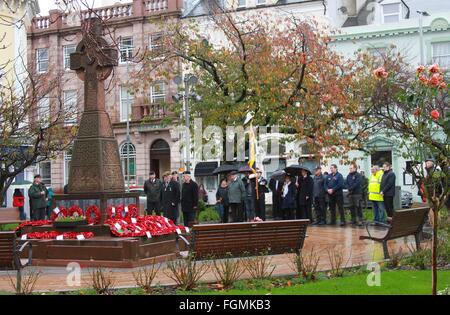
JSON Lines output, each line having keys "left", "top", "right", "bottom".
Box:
{"left": 359, "top": 207, "right": 429, "bottom": 259}
{"left": 0, "top": 207, "right": 22, "bottom": 225}
{"left": 176, "top": 220, "right": 309, "bottom": 259}
{"left": 0, "top": 231, "right": 33, "bottom": 292}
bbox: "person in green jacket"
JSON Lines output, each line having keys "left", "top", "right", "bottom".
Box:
{"left": 46, "top": 187, "right": 54, "bottom": 220}
{"left": 28, "top": 175, "right": 48, "bottom": 221}
{"left": 226, "top": 171, "right": 246, "bottom": 222}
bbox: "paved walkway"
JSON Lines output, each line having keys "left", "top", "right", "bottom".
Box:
{"left": 0, "top": 226, "right": 422, "bottom": 293}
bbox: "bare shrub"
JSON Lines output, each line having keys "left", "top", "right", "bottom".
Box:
{"left": 327, "top": 246, "right": 351, "bottom": 278}
{"left": 8, "top": 269, "right": 41, "bottom": 295}
{"left": 289, "top": 247, "right": 320, "bottom": 281}
{"left": 132, "top": 261, "right": 161, "bottom": 293}
{"left": 211, "top": 254, "right": 245, "bottom": 289}
{"left": 388, "top": 247, "right": 405, "bottom": 268}
{"left": 89, "top": 268, "right": 116, "bottom": 295}
{"left": 242, "top": 252, "right": 276, "bottom": 280}
{"left": 164, "top": 255, "right": 210, "bottom": 291}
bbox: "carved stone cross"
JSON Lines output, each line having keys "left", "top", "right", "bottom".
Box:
{"left": 67, "top": 18, "right": 125, "bottom": 194}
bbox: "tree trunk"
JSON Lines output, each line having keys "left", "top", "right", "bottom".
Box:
{"left": 432, "top": 207, "right": 438, "bottom": 295}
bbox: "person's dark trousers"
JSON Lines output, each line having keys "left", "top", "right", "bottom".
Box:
{"left": 282, "top": 208, "right": 294, "bottom": 220}
{"left": 361, "top": 192, "right": 368, "bottom": 209}
{"left": 272, "top": 197, "right": 281, "bottom": 220}
{"left": 256, "top": 197, "right": 266, "bottom": 220}
{"left": 33, "top": 207, "right": 46, "bottom": 221}
{"left": 165, "top": 206, "right": 179, "bottom": 224}
{"left": 182, "top": 211, "right": 196, "bottom": 227}
{"left": 18, "top": 206, "right": 26, "bottom": 221}
{"left": 222, "top": 205, "right": 229, "bottom": 223}
{"left": 147, "top": 201, "right": 160, "bottom": 215}
{"left": 229, "top": 203, "right": 244, "bottom": 222}
{"left": 348, "top": 194, "right": 363, "bottom": 224}
{"left": 384, "top": 196, "right": 394, "bottom": 217}
{"left": 328, "top": 193, "right": 345, "bottom": 224}
{"left": 46, "top": 206, "right": 51, "bottom": 220}
{"left": 314, "top": 197, "right": 326, "bottom": 223}
{"left": 296, "top": 203, "right": 312, "bottom": 220}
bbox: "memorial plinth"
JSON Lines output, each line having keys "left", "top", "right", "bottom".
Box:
{"left": 22, "top": 18, "right": 177, "bottom": 267}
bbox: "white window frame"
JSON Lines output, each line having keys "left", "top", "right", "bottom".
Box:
{"left": 120, "top": 86, "right": 133, "bottom": 122}
{"left": 36, "top": 48, "right": 49, "bottom": 73}
{"left": 149, "top": 32, "right": 163, "bottom": 52}
{"left": 63, "top": 90, "right": 77, "bottom": 125}
{"left": 64, "top": 151, "right": 72, "bottom": 185}
{"left": 432, "top": 41, "right": 450, "bottom": 70}
{"left": 37, "top": 96, "right": 50, "bottom": 126}
{"left": 382, "top": 3, "right": 402, "bottom": 24}
{"left": 237, "top": 0, "right": 246, "bottom": 8}
{"left": 38, "top": 161, "right": 52, "bottom": 185}
{"left": 256, "top": 0, "right": 266, "bottom": 5}
{"left": 119, "top": 36, "right": 133, "bottom": 63}
{"left": 150, "top": 82, "right": 166, "bottom": 104}
{"left": 63, "top": 44, "right": 76, "bottom": 70}
{"left": 120, "top": 142, "right": 137, "bottom": 185}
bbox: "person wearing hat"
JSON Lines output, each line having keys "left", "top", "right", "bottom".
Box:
{"left": 297, "top": 168, "right": 314, "bottom": 221}
{"left": 28, "top": 174, "right": 48, "bottom": 221}
{"left": 312, "top": 166, "right": 327, "bottom": 225}
{"left": 161, "top": 171, "right": 180, "bottom": 223}
{"left": 281, "top": 174, "right": 297, "bottom": 220}
{"left": 227, "top": 171, "right": 246, "bottom": 222}
{"left": 144, "top": 171, "right": 163, "bottom": 215}
{"left": 181, "top": 171, "right": 199, "bottom": 227}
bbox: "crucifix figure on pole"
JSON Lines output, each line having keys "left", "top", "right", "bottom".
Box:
{"left": 67, "top": 17, "right": 125, "bottom": 194}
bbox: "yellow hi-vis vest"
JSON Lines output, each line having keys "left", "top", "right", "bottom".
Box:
{"left": 368, "top": 170, "right": 384, "bottom": 202}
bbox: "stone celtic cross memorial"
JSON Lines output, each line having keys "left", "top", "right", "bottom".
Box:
{"left": 68, "top": 18, "right": 124, "bottom": 193}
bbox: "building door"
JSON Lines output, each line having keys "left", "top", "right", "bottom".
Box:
{"left": 150, "top": 139, "right": 170, "bottom": 179}
{"left": 371, "top": 150, "right": 392, "bottom": 167}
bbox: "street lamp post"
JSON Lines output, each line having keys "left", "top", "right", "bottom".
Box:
{"left": 173, "top": 74, "right": 200, "bottom": 173}
{"left": 125, "top": 63, "right": 132, "bottom": 191}
{"left": 417, "top": 11, "right": 430, "bottom": 65}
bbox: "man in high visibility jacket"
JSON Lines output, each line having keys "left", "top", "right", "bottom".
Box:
{"left": 368, "top": 165, "right": 386, "bottom": 223}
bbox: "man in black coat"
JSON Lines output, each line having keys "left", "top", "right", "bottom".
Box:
{"left": 297, "top": 169, "right": 314, "bottom": 220}
{"left": 380, "top": 162, "right": 396, "bottom": 218}
{"left": 345, "top": 163, "right": 363, "bottom": 226}
{"left": 180, "top": 171, "right": 199, "bottom": 227}
{"left": 161, "top": 171, "right": 180, "bottom": 223}
{"left": 312, "top": 166, "right": 327, "bottom": 225}
{"left": 269, "top": 177, "right": 283, "bottom": 220}
{"left": 144, "top": 171, "right": 163, "bottom": 215}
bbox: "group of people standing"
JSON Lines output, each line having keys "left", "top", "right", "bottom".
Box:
{"left": 269, "top": 162, "right": 397, "bottom": 226}
{"left": 215, "top": 168, "right": 268, "bottom": 223}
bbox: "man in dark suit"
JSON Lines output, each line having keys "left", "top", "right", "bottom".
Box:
{"left": 297, "top": 169, "right": 314, "bottom": 220}
{"left": 180, "top": 171, "right": 199, "bottom": 227}
{"left": 380, "top": 162, "right": 396, "bottom": 218}
{"left": 269, "top": 177, "right": 283, "bottom": 220}
{"left": 161, "top": 171, "right": 180, "bottom": 223}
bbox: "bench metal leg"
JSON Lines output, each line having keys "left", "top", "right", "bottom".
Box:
{"left": 415, "top": 233, "right": 421, "bottom": 251}
{"left": 16, "top": 269, "right": 22, "bottom": 293}
{"left": 382, "top": 241, "right": 390, "bottom": 259}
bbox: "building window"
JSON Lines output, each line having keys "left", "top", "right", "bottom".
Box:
{"left": 432, "top": 41, "right": 450, "bottom": 69}
{"left": 39, "top": 161, "right": 51, "bottom": 185}
{"left": 382, "top": 3, "right": 401, "bottom": 23}
{"left": 256, "top": 0, "right": 266, "bottom": 5}
{"left": 120, "top": 86, "right": 133, "bottom": 122}
{"left": 37, "top": 96, "right": 50, "bottom": 125}
{"left": 64, "top": 150, "right": 72, "bottom": 186}
{"left": 149, "top": 33, "right": 163, "bottom": 53}
{"left": 120, "top": 142, "right": 136, "bottom": 185}
{"left": 63, "top": 45, "right": 76, "bottom": 69}
{"left": 237, "top": 0, "right": 246, "bottom": 8}
{"left": 119, "top": 37, "right": 133, "bottom": 63}
{"left": 150, "top": 82, "right": 166, "bottom": 103}
{"left": 36, "top": 48, "right": 49, "bottom": 73}
{"left": 63, "top": 90, "right": 77, "bottom": 125}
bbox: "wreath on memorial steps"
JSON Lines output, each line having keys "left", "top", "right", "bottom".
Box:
{"left": 50, "top": 206, "right": 69, "bottom": 221}
{"left": 68, "top": 205, "right": 84, "bottom": 217}
{"left": 20, "top": 231, "right": 94, "bottom": 240}
{"left": 107, "top": 205, "right": 123, "bottom": 220}
{"left": 86, "top": 205, "right": 101, "bottom": 225}
{"left": 121, "top": 204, "right": 138, "bottom": 220}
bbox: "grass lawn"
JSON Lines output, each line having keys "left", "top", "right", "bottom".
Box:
{"left": 186, "top": 270, "right": 450, "bottom": 295}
